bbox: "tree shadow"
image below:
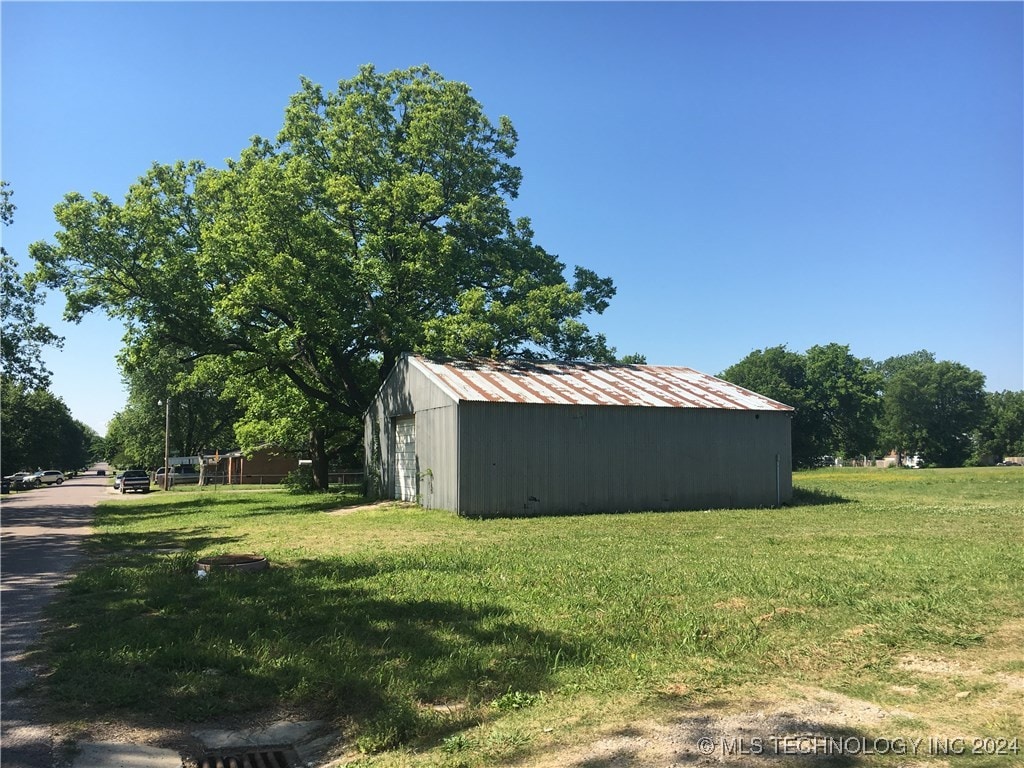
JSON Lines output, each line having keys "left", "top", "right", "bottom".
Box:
{"left": 27, "top": 554, "right": 586, "bottom": 751}
{"left": 85, "top": 527, "right": 242, "bottom": 558}
{"left": 788, "top": 486, "right": 854, "bottom": 507}
{"left": 95, "top": 492, "right": 349, "bottom": 527}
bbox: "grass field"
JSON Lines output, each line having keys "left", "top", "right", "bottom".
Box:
{"left": 32, "top": 468, "right": 1023, "bottom": 766}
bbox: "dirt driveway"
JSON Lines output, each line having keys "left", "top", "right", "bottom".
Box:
{"left": 1, "top": 468, "right": 109, "bottom": 768}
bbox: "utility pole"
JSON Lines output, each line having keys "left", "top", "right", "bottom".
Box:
{"left": 159, "top": 398, "right": 171, "bottom": 490}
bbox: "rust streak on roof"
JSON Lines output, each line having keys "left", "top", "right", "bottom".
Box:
{"left": 412, "top": 357, "right": 793, "bottom": 411}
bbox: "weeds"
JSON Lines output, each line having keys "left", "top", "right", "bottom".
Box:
{"left": 491, "top": 690, "right": 542, "bottom": 711}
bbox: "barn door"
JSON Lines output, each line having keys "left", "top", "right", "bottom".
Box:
{"left": 392, "top": 417, "right": 417, "bottom": 501}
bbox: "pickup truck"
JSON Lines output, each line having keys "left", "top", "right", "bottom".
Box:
{"left": 119, "top": 470, "right": 151, "bottom": 494}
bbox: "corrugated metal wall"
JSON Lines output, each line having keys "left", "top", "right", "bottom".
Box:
{"left": 367, "top": 356, "right": 793, "bottom": 516}
{"left": 364, "top": 359, "right": 460, "bottom": 510}
{"left": 457, "top": 402, "right": 792, "bottom": 516}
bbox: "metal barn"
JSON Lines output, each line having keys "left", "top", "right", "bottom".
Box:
{"left": 364, "top": 355, "right": 794, "bottom": 516}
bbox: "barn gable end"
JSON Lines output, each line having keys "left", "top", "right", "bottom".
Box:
{"left": 364, "top": 356, "right": 461, "bottom": 509}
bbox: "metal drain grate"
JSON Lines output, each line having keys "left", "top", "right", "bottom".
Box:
{"left": 199, "top": 745, "right": 298, "bottom": 768}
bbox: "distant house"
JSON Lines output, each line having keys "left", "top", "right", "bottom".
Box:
{"left": 365, "top": 355, "right": 794, "bottom": 516}
{"left": 205, "top": 446, "right": 301, "bottom": 484}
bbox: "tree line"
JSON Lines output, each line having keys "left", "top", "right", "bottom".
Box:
{"left": 98, "top": 341, "right": 1022, "bottom": 474}
{"left": 1, "top": 182, "right": 101, "bottom": 476}
{"left": 5, "top": 66, "right": 1022, "bottom": 480}
{"left": 721, "top": 343, "right": 1022, "bottom": 469}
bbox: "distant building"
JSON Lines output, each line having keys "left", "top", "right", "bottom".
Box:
{"left": 204, "top": 446, "right": 301, "bottom": 484}
{"left": 365, "top": 355, "right": 794, "bottom": 516}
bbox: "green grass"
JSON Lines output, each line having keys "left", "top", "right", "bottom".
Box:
{"left": 31, "top": 468, "right": 1024, "bottom": 764}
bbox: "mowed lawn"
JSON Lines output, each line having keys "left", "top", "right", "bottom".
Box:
{"left": 33, "top": 468, "right": 1023, "bottom": 764}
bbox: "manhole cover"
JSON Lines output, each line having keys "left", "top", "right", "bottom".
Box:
{"left": 196, "top": 554, "right": 269, "bottom": 573}
{"left": 199, "top": 745, "right": 297, "bottom": 768}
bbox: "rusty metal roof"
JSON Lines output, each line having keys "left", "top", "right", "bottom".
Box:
{"left": 411, "top": 356, "right": 794, "bottom": 411}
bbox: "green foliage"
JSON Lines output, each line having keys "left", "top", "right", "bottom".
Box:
{"left": 104, "top": 404, "right": 164, "bottom": 467}
{"left": 723, "top": 344, "right": 1001, "bottom": 469}
{"left": 226, "top": 367, "right": 363, "bottom": 487}
{"left": 1, "top": 182, "right": 63, "bottom": 389}
{"left": 282, "top": 466, "right": 317, "bottom": 493}
{"left": 0, "top": 185, "right": 88, "bottom": 473}
{"left": 0, "top": 378, "right": 92, "bottom": 474}
{"left": 802, "top": 343, "right": 881, "bottom": 457}
{"left": 29, "top": 66, "right": 618, "bottom": 488}
{"left": 972, "top": 390, "right": 1024, "bottom": 463}
{"left": 490, "top": 690, "right": 541, "bottom": 711}
{"left": 442, "top": 733, "right": 475, "bottom": 754}
{"left": 355, "top": 703, "right": 419, "bottom": 754}
{"left": 878, "top": 353, "right": 987, "bottom": 467}
{"left": 104, "top": 343, "right": 240, "bottom": 468}
{"left": 615, "top": 352, "right": 647, "bottom": 365}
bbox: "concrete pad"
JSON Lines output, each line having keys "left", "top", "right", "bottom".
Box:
{"left": 192, "top": 719, "right": 324, "bottom": 749}
{"left": 73, "top": 742, "right": 182, "bottom": 768}
{"left": 295, "top": 733, "right": 342, "bottom": 765}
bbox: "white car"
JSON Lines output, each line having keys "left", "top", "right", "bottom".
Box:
{"left": 5, "top": 471, "right": 36, "bottom": 489}
{"left": 31, "top": 470, "right": 65, "bottom": 486}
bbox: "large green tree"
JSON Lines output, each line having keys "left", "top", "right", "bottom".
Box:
{"left": 802, "top": 343, "right": 881, "bottom": 459}
{"left": 226, "top": 367, "right": 364, "bottom": 471}
{"left": 103, "top": 405, "right": 164, "bottom": 468}
{"left": 878, "top": 352, "right": 987, "bottom": 467}
{"left": 971, "top": 390, "right": 1024, "bottom": 464}
{"left": 31, "top": 66, "right": 619, "bottom": 489}
{"left": 1, "top": 182, "right": 63, "bottom": 389}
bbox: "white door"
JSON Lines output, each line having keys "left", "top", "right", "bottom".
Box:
{"left": 393, "top": 417, "right": 417, "bottom": 501}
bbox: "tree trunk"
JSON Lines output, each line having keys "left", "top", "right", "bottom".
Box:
{"left": 310, "top": 428, "right": 330, "bottom": 491}
{"left": 380, "top": 348, "right": 396, "bottom": 383}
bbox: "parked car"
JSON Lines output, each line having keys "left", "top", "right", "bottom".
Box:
{"left": 97, "top": 468, "right": 107, "bottom": 476}
{"left": 159, "top": 466, "right": 199, "bottom": 486}
{"left": 153, "top": 467, "right": 177, "bottom": 487}
{"left": 113, "top": 472, "right": 124, "bottom": 490}
{"left": 119, "top": 470, "right": 151, "bottom": 494}
{"left": 31, "top": 470, "right": 65, "bottom": 486}
{"left": 4, "top": 471, "right": 37, "bottom": 489}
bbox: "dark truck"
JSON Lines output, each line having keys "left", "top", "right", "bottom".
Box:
{"left": 119, "top": 470, "right": 151, "bottom": 494}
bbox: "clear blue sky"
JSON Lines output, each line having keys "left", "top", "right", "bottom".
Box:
{"left": 3, "top": 2, "right": 1022, "bottom": 435}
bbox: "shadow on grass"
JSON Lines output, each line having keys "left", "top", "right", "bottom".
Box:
{"left": 788, "top": 486, "right": 854, "bottom": 507}
{"left": 97, "top": 491, "right": 352, "bottom": 525}
{"left": 30, "top": 554, "right": 585, "bottom": 752}
{"left": 85, "top": 528, "right": 243, "bottom": 558}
